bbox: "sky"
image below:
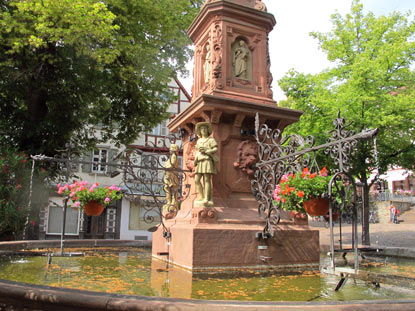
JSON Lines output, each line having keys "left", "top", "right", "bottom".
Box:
{"left": 179, "top": 0, "right": 415, "bottom": 101}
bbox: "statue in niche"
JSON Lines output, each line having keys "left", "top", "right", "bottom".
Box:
{"left": 194, "top": 122, "right": 218, "bottom": 207}
{"left": 233, "top": 40, "right": 250, "bottom": 79}
{"left": 203, "top": 44, "right": 212, "bottom": 84}
{"left": 162, "top": 144, "right": 180, "bottom": 218}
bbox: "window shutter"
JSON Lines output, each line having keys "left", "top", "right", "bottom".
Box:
{"left": 108, "top": 149, "right": 118, "bottom": 173}
{"left": 82, "top": 150, "right": 93, "bottom": 173}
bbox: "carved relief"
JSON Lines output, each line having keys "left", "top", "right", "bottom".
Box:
{"left": 195, "top": 46, "right": 203, "bottom": 97}
{"left": 185, "top": 140, "right": 196, "bottom": 177}
{"left": 233, "top": 140, "right": 258, "bottom": 177}
{"left": 203, "top": 43, "right": 212, "bottom": 84}
{"left": 255, "top": 0, "right": 267, "bottom": 12}
{"left": 232, "top": 39, "right": 251, "bottom": 80}
{"left": 191, "top": 207, "right": 216, "bottom": 223}
{"left": 211, "top": 23, "right": 223, "bottom": 89}
{"left": 266, "top": 38, "right": 273, "bottom": 98}
{"left": 211, "top": 110, "right": 222, "bottom": 124}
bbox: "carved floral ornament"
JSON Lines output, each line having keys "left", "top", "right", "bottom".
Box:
{"left": 255, "top": 0, "right": 267, "bottom": 11}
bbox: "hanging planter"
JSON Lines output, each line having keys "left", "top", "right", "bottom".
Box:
{"left": 57, "top": 181, "right": 123, "bottom": 216}
{"left": 272, "top": 167, "right": 339, "bottom": 216}
{"left": 83, "top": 201, "right": 105, "bottom": 216}
{"left": 303, "top": 197, "right": 330, "bottom": 216}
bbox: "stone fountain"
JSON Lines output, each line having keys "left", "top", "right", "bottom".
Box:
{"left": 152, "top": 0, "right": 319, "bottom": 271}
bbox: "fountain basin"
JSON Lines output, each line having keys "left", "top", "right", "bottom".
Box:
{"left": 0, "top": 240, "right": 414, "bottom": 311}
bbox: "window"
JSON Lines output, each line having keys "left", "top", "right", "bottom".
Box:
{"left": 92, "top": 149, "right": 108, "bottom": 173}
{"left": 151, "top": 120, "right": 168, "bottom": 136}
{"left": 129, "top": 199, "right": 160, "bottom": 230}
{"left": 47, "top": 202, "right": 80, "bottom": 235}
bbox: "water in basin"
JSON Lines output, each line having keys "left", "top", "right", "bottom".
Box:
{"left": 0, "top": 248, "right": 413, "bottom": 301}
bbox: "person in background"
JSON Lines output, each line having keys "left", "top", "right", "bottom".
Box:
{"left": 390, "top": 201, "right": 399, "bottom": 224}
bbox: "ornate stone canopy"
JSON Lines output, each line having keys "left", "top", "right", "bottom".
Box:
{"left": 202, "top": 0, "right": 267, "bottom": 12}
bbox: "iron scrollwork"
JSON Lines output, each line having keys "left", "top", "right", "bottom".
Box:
{"left": 118, "top": 132, "right": 192, "bottom": 236}
{"left": 31, "top": 131, "right": 192, "bottom": 240}
{"left": 252, "top": 111, "right": 378, "bottom": 239}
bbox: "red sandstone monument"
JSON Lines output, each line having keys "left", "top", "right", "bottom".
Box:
{"left": 152, "top": 0, "right": 319, "bottom": 271}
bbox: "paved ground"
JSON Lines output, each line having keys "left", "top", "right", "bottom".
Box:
{"left": 312, "top": 207, "right": 415, "bottom": 249}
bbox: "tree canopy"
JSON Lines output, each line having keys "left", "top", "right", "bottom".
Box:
{"left": 278, "top": 0, "right": 415, "bottom": 244}
{"left": 0, "top": 0, "right": 203, "bottom": 155}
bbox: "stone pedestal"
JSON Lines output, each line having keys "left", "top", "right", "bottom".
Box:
{"left": 152, "top": 0, "right": 320, "bottom": 271}
{"left": 152, "top": 94, "right": 320, "bottom": 270}
{"left": 152, "top": 220, "right": 319, "bottom": 271}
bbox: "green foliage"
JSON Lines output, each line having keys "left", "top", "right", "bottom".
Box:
{"left": 272, "top": 167, "right": 334, "bottom": 213}
{"left": 0, "top": 146, "right": 30, "bottom": 240}
{"left": 0, "top": 0, "right": 203, "bottom": 155}
{"left": 279, "top": 0, "right": 415, "bottom": 179}
{"left": 58, "top": 181, "right": 122, "bottom": 207}
{"left": 278, "top": 0, "right": 415, "bottom": 243}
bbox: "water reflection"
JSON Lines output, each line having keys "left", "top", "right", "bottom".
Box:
{"left": 0, "top": 248, "right": 414, "bottom": 301}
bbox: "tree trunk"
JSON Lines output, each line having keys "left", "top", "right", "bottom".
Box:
{"left": 360, "top": 173, "right": 370, "bottom": 245}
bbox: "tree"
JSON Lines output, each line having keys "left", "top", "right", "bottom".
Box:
{"left": 0, "top": 0, "right": 203, "bottom": 156}
{"left": 279, "top": 0, "right": 415, "bottom": 245}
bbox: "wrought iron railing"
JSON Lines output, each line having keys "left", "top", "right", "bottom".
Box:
{"left": 29, "top": 132, "right": 191, "bottom": 250}
{"left": 251, "top": 111, "right": 378, "bottom": 272}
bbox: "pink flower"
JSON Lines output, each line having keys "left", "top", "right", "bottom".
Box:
{"left": 281, "top": 175, "right": 289, "bottom": 183}
{"left": 74, "top": 201, "right": 81, "bottom": 207}
{"left": 104, "top": 197, "right": 110, "bottom": 203}
{"left": 273, "top": 185, "right": 282, "bottom": 200}
{"left": 110, "top": 185, "right": 117, "bottom": 190}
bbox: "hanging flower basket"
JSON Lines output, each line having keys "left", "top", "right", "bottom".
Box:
{"left": 303, "top": 197, "right": 330, "bottom": 216}
{"left": 83, "top": 201, "right": 105, "bottom": 216}
{"left": 272, "top": 167, "right": 339, "bottom": 215}
{"left": 57, "top": 181, "right": 123, "bottom": 216}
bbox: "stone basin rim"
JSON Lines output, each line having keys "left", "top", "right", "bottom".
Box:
{"left": 1, "top": 278, "right": 415, "bottom": 311}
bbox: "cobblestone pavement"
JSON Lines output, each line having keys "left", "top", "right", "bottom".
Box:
{"left": 311, "top": 208, "right": 415, "bottom": 249}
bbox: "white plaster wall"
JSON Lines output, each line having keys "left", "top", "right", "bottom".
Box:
{"left": 371, "top": 167, "right": 412, "bottom": 192}
{"left": 119, "top": 198, "right": 153, "bottom": 241}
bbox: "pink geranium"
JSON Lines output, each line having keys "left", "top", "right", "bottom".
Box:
{"left": 57, "top": 181, "right": 123, "bottom": 209}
